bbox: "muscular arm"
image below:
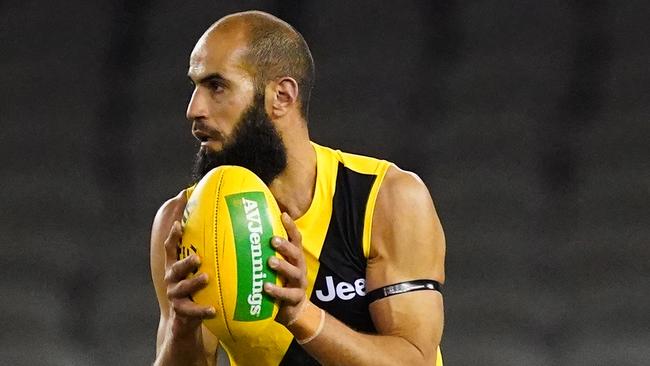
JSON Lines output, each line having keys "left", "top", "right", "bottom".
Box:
{"left": 150, "top": 191, "right": 220, "bottom": 366}
{"left": 267, "top": 166, "right": 446, "bottom": 365}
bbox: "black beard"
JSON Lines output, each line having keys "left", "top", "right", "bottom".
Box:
{"left": 191, "top": 95, "right": 287, "bottom": 185}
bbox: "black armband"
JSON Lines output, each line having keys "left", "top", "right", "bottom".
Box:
{"left": 366, "top": 279, "right": 442, "bottom": 303}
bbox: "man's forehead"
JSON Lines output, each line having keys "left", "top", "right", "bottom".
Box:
{"left": 188, "top": 27, "right": 251, "bottom": 79}
{"left": 188, "top": 37, "right": 209, "bottom": 77}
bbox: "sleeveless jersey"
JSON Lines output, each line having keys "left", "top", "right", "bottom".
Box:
{"left": 187, "top": 142, "right": 443, "bottom": 365}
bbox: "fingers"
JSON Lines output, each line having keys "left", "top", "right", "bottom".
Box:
{"left": 266, "top": 213, "right": 310, "bottom": 323}
{"left": 167, "top": 272, "right": 208, "bottom": 299}
{"left": 165, "top": 254, "right": 201, "bottom": 284}
{"left": 272, "top": 236, "right": 304, "bottom": 269}
{"left": 161, "top": 218, "right": 215, "bottom": 326}
{"left": 268, "top": 256, "right": 303, "bottom": 285}
{"left": 281, "top": 212, "right": 302, "bottom": 247}
{"left": 170, "top": 297, "right": 216, "bottom": 319}
{"left": 166, "top": 265, "right": 215, "bottom": 320}
{"left": 270, "top": 213, "right": 307, "bottom": 289}
{"left": 164, "top": 221, "right": 183, "bottom": 267}
{"left": 165, "top": 256, "right": 213, "bottom": 319}
{"left": 264, "top": 282, "right": 304, "bottom": 305}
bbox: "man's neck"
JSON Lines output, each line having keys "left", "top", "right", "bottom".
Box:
{"left": 268, "top": 137, "right": 316, "bottom": 220}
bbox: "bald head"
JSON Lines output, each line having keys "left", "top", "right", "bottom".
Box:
{"left": 204, "top": 11, "right": 315, "bottom": 119}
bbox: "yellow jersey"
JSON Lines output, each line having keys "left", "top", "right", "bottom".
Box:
{"left": 187, "top": 142, "right": 443, "bottom": 365}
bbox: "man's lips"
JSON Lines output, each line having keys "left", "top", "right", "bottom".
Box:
{"left": 192, "top": 130, "right": 225, "bottom": 149}
{"left": 200, "top": 139, "right": 217, "bottom": 147}
{"left": 192, "top": 129, "right": 208, "bottom": 141}
{"left": 192, "top": 129, "right": 216, "bottom": 143}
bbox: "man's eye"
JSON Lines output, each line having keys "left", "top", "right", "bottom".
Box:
{"left": 209, "top": 82, "right": 225, "bottom": 92}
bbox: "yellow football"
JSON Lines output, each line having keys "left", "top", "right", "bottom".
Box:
{"left": 179, "top": 165, "right": 286, "bottom": 345}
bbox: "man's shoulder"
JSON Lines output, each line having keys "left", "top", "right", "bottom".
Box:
{"left": 370, "top": 165, "right": 445, "bottom": 283}
{"left": 152, "top": 190, "right": 187, "bottom": 237}
{"left": 377, "top": 165, "right": 433, "bottom": 213}
{"left": 158, "top": 190, "right": 187, "bottom": 217}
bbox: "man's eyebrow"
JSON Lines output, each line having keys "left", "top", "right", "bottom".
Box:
{"left": 188, "top": 72, "right": 230, "bottom": 87}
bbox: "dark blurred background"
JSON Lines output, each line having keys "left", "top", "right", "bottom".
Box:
{"left": 1, "top": 1, "right": 648, "bottom": 365}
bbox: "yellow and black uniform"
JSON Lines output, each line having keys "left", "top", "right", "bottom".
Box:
{"left": 188, "top": 142, "right": 443, "bottom": 365}
{"left": 280, "top": 142, "right": 390, "bottom": 364}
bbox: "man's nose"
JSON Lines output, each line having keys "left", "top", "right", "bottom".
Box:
{"left": 186, "top": 88, "right": 207, "bottom": 121}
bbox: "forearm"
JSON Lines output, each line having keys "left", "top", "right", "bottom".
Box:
{"left": 154, "top": 327, "right": 208, "bottom": 366}
{"left": 288, "top": 303, "right": 436, "bottom": 366}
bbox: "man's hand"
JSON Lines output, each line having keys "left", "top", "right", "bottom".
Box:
{"left": 153, "top": 193, "right": 220, "bottom": 366}
{"left": 263, "top": 212, "right": 309, "bottom": 325}
{"left": 163, "top": 221, "right": 216, "bottom": 338}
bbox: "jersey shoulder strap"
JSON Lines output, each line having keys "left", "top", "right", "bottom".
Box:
{"left": 327, "top": 145, "right": 391, "bottom": 258}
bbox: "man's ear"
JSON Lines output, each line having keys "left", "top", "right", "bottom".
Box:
{"left": 268, "top": 77, "right": 299, "bottom": 118}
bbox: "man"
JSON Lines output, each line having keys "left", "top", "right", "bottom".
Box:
{"left": 151, "top": 10, "right": 445, "bottom": 366}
